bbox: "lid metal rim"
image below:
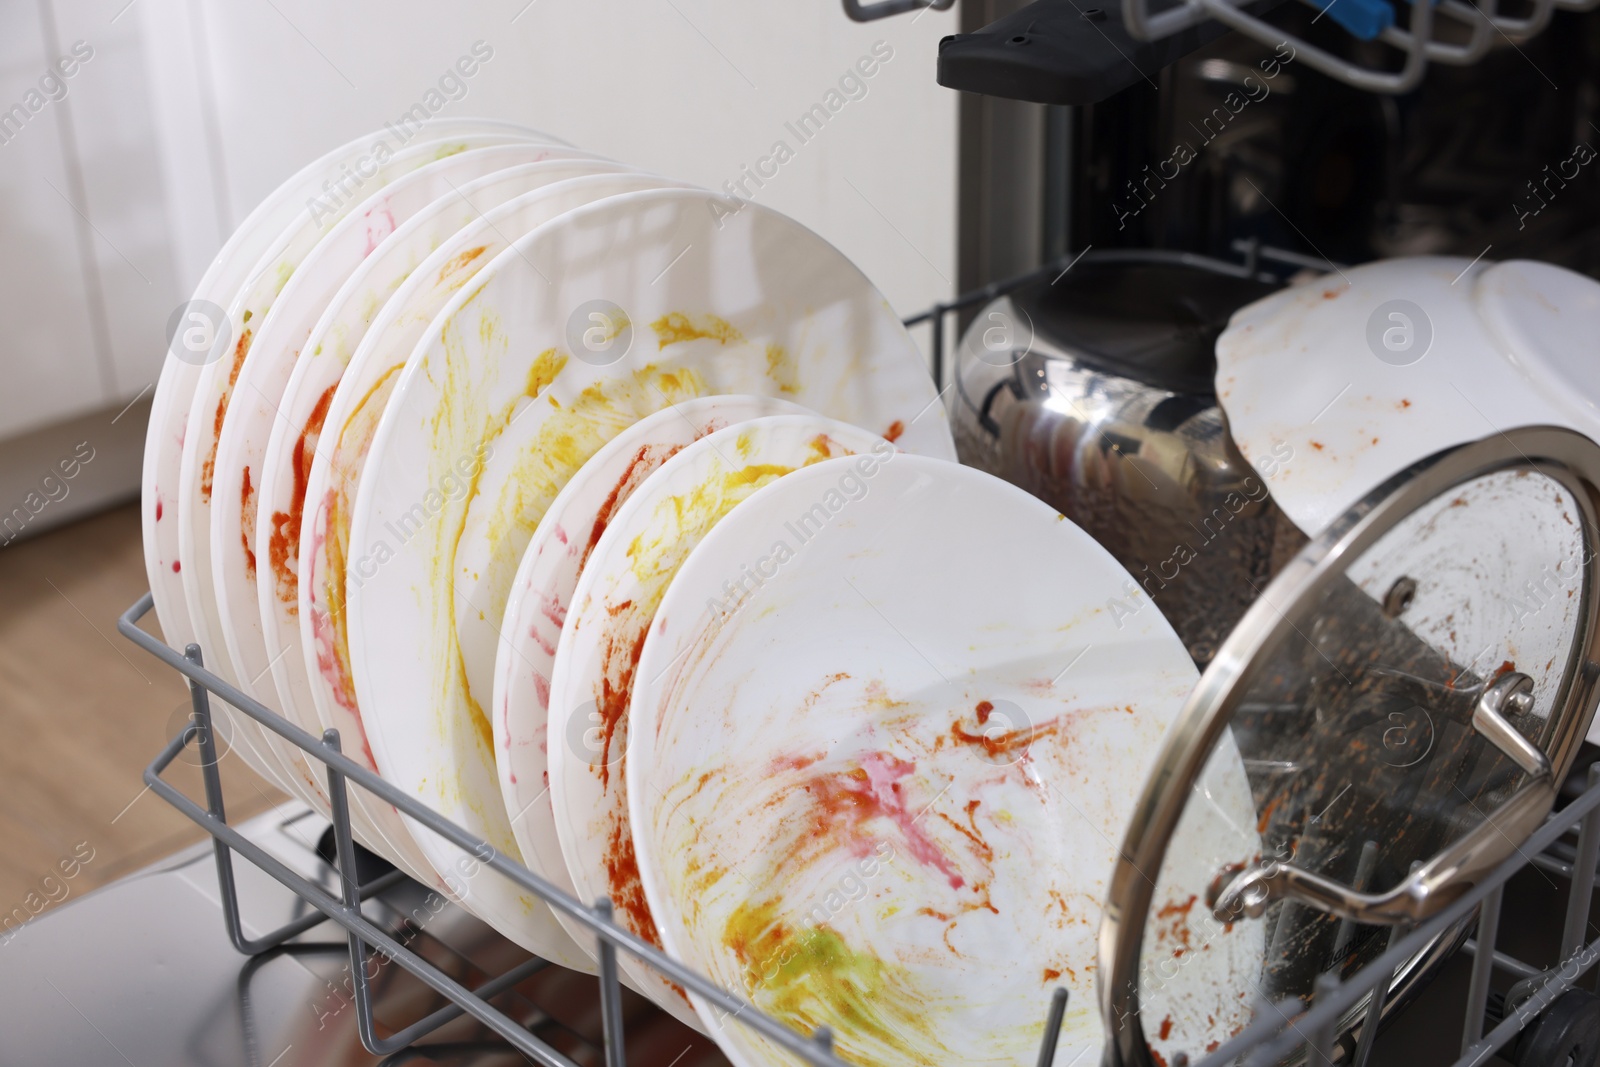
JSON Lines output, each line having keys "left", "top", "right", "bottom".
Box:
{"left": 1099, "top": 424, "right": 1600, "bottom": 1067}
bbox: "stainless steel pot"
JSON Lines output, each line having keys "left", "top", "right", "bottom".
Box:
{"left": 949, "top": 249, "right": 1303, "bottom": 666}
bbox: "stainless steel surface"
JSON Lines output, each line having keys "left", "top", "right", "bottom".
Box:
{"left": 1474, "top": 673, "right": 1550, "bottom": 780}
{"left": 0, "top": 802, "right": 717, "bottom": 1067}
{"left": 841, "top": 0, "right": 954, "bottom": 20}
{"left": 950, "top": 249, "right": 1294, "bottom": 668}
{"left": 955, "top": 0, "right": 1050, "bottom": 297}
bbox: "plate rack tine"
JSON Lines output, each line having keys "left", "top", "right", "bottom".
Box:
{"left": 1461, "top": 885, "right": 1503, "bottom": 1051}
{"left": 1035, "top": 987, "right": 1068, "bottom": 1067}
{"left": 595, "top": 898, "right": 628, "bottom": 1067}
{"left": 323, "top": 726, "right": 386, "bottom": 1055}
{"left": 187, "top": 642, "right": 294, "bottom": 956}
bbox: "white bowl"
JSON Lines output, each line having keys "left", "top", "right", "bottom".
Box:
{"left": 1217, "top": 255, "right": 1600, "bottom": 536}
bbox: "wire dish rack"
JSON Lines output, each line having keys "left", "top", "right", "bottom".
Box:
{"left": 119, "top": 254, "right": 1600, "bottom": 1063}
{"left": 846, "top": 0, "right": 1600, "bottom": 95}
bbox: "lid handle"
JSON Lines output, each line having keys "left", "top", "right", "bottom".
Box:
{"left": 1210, "top": 671, "right": 1553, "bottom": 927}
{"left": 1473, "top": 672, "right": 1550, "bottom": 779}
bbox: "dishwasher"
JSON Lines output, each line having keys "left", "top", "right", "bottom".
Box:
{"left": 7, "top": 0, "right": 1600, "bottom": 1065}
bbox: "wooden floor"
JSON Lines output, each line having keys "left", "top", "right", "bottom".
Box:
{"left": 0, "top": 503, "right": 284, "bottom": 926}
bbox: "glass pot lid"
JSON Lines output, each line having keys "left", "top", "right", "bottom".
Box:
{"left": 1100, "top": 425, "right": 1600, "bottom": 1067}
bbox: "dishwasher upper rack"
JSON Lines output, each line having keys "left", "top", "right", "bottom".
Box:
{"left": 120, "top": 585, "right": 1600, "bottom": 1067}
{"left": 846, "top": 0, "right": 1600, "bottom": 97}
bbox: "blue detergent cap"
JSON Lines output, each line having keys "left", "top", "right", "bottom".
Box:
{"left": 1306, "top": 0, "right": 1396, "bottom": 40}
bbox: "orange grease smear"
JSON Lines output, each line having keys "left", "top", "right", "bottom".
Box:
{"left": 268, "top": 382, "right": 337, "bottom": 609}
{"left": 201, "top": 327, "right": 253, "bottom": 503}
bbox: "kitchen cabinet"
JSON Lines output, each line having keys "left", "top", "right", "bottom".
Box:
{"left": 0, "top": 3, "right": 114, "bottom": 440}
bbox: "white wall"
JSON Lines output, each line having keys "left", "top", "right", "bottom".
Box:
{"left": 145, "top": 0, "right": 959, "bottom": 333}
{"left": 0, "top": 0, "right": 958, "bottom": 444}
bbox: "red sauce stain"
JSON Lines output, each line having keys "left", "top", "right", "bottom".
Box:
{"left": 239, "top": 466, "right": 257, "bottom": 580}
{"left": 583, "top": 443, "right": 684, "bottom": 576}
{"left": 1256, "top": 794, "right": 1282, "bottom": 833}
{"left": 934, "top": 801, "right": 995, "bottom": 871}
{"left": 794, "top": 672, "right": 852, "bottom": 716}
{"left": 1158, "top": 895, "right": 1198, "bottom": 919}
{"left": 201, "top": 328, "right": 252, "bottom": 503}
{"left": 362, "top": 204, "right": 396, "bottom": 255}
{"left": 884, "top": 420, "right": 905, "bottom": 443}
{"left": 975, "top": 700, "right": 994, "bottom": 723}
{"left": 1310, "top": 440, "right": 1325, "bottom": 452}
{"left": 1322, "top": 289, "right": 1340, "bottom": 300}
{"left": 172, "top": 560, "right": 181, "bottom": 573}
{"left": 603, "top": 806, "right": 664, "bottom": 947}
{"left": 267, "top": 383, "right": 337, "bottom": 609}
{"left": 155, "top": 500, "right": 163, "bottom": 521}
{"left": 537, "top": 591, "right": 565, "bottom": 632}
{"left": 1400, "top": 399, "right": 1412, "bottom": 409}
{"left": 1150, "top": 1050, "right": 1169, "bottom": 1067}
{"left": 593, "top": 623, "right": 648, "bottom": 788}
{"left": 773, "top": 751, "right": 827, "bottom": 772}
{"left": 1042, "top": 966, "right": 1061, "bottom": 982}
{"left": 1154, "top": 894, "right": 1198, "bottom": 955}
{"left": 1159, "top": 1016, "right": 1173, "bottom": 1040}
{"left": 950, "top": 712, "right": 1061, "bottom": 761}
{"left": 1495, "top": 659, "right": 1516, "bottom": 680}
{"left": 801, "top": 754, "right": 965, "bottom": 888}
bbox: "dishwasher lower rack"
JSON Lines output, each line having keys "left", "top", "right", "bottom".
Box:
{"left": 120, "top": 570, "right": 1600, "bottom": 1067}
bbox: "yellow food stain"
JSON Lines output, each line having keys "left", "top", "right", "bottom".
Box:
{"left": 421, "top": 307, "right": 703, "bottom": 754}
{"left": 765, "top": 343, "right": 800, "bottom": 394}
{"left": 626, "top": 435, "right": 854, "bottom": 592}
{"left": 651, "top": 312, "right": 742, "bottom": 349}
{"left": 722, "top": 897, "right": 943, "bottom": 1063}
{"left": 525, "top": 347, "right": 566, "bottom": 399}
{"left": 435, "top": 341, "right": 564, "bottom": 757}
{"left": 318, "top": 363, "right": 404, "bottom": 716}
{"left": 313, "top": 245, "right": 505, "bottom": 762}
{"left": 626, "top": 462, "right": 794, "bottom": 591}
{"left": 436, "top": 245, "right": 490, "bottom": 286}
{"left": 805, "top": 433, "right": 844, "bottom": 465}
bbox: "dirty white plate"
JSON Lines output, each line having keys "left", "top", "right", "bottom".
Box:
{"left": 179, "top": 131, "right": 549, "bottom": 810}
{"left": 499, "top": 406, "right": 819, "bottom": 979}
{"left": 143, "top": 119, "right": 548, "bottom": 657}
{"left": 248, "top": 152, "right": 626, "bottom": 877}
{"left": 548, "top": 414, "right": 890, "bottom": 1023}
{"left": 346, "top": 188, "right": 953, "bottom": 979}
{"left": 207, "top": 143, "right": 575, "bottom": 822}
{"left": 628, "top": 454, "right": 1259, "bottom": 1067}
{"left": 296, "top": 171, "right": 690, "bottom": 911}
{"left": 154, "top": 121, "right": 550, "bottom": 798}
